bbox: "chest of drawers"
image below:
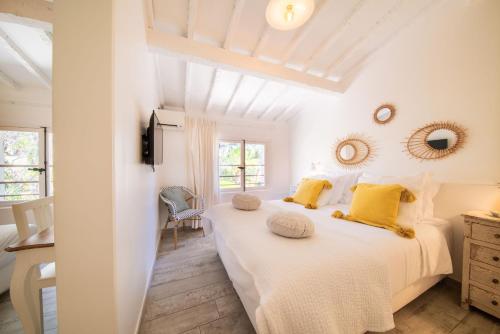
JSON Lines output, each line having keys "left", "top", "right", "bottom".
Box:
{"left": 461, "top": 211, "right": 500, "bottom": 318}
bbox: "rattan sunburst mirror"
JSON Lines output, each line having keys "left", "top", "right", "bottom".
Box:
{"left": 333, "top": 134, "right": 374, "bottom": 169}
{"left": 373, "top": 104, "right": 396, "bottom": 125}
{"left": 404, "top": 121, "right": 467, "bottom": 160}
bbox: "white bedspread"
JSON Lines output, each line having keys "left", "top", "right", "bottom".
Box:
{"left": 203, "top": 201, "right": 452, "bottom": 334}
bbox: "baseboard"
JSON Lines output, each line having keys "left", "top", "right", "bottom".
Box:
{"left": 133, "top": 227, "right": 163, "bottom": 334}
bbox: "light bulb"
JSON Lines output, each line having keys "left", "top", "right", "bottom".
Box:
{"left": 285, "top": 4, "right": 294, "bottom": 23}
{"left": 266, "top": 0, "right": 315, "bottom": 31}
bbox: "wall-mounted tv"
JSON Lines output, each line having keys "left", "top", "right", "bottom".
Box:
{"left": 142, "top": 111, "right": 163, "bottom": 169}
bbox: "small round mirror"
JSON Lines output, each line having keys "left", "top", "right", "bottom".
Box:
{"left": 426, "top": 129, "right": 458, "bottom": 150}
{"left": 333, "top": 136, "right": 373, "bottom": 169}
{"left": 339, "top": 143, "right": 356, "bottom": 161}
{"left": 374, "top": 104, "right": 396, "bottom": 125}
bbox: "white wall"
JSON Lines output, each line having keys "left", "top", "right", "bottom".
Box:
{"left": 112, "top": 0, "right": 160, "bottom": 333}
{"left": 53, "top": 0, "right": 117, "bottom": 332}
{"left": 289, "top": 0, "right": 500, "bottom": 280}
{"left": 54, "top": 0, "right": 160, "bottom": 333}
{"left": 157, "top": 117, "right": 290, "bottom": 204}
{"left": 0, "top": 88, "right": 51, "bottom": 128}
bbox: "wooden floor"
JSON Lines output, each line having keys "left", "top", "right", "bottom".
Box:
{"left": 140, "top": 228, "right": 500, "bottom": 334}
{"left": 0, "top": 286, "right": 57, "bottom": 333}
{"left": 0, "top": 229, "right": 498, "bottom": 333}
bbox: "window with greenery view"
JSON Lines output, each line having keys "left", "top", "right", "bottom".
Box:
{"left": 218, "top": 141, "right": 266, "bottom": 191}
{"left": 0, "top": 128, "right": 50, "bottom": 201}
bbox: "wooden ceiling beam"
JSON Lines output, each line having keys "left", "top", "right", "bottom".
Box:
{"left": 283, "top": 108, "right": 301, "bottom": 121}
{"left": 154, "top": 54, "right": 166, "bottom": 108}
{"left": 184, "top": 0, "right": 199, "bottom": 112}
{"left": 253, "top": 26, "right": 271, "bottom": 58}
{"left": 147, "top": 30, "right": 343, "bottom": 94}
{"left": 0, "top": 27, "right": 51, "bottom": 88}
{"left": 204, "top": 69, "right": 220, "bottom": 113}
{"left": 224, "top": 0, "right": 245, "bottom": 50}
{"left": 184, "top": 62, "right": 192, "bottom": 112}
{"left": 0, "top": 0, "right": 53, "bottom": 30}
{"left": 241, "top": 81, "right": 267, "bottom": 118}
{"left": 339, "top": 0, "right": 438, "bottom": 85}
{"left": 220, "top": 0, "right": 246, "bottom": 115}
{"left": 258, "top": 88, "right": 288, "bottom": 119}
{"left": 0, "top": 70, "right": 20, "bottom": 89}
{"left": 273, "top": 102, "right": 298, "bottom": 122}
{"left": 323, "top": 0, "right": 403, "bottom": 78}
{"left": 187, "top": 0, "right": 199, "bottom": 40}
{"left": 224, "top": 75, "right": 244, "bottom": 115}
{"left": 280, "top": 0, "right": 327, "bottom": 64}
{"left": 302, "top": 0, "right": 365, "bottom": 73}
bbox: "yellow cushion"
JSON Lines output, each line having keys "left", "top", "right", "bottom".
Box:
{"left": 332, "top": 183, "right": 416, "bottom": 238}
{"left": 284, "top": 178, "right": 332, "bottom": 209}
{"left": 350, "top": 183, "right": 404, "bottom": 227}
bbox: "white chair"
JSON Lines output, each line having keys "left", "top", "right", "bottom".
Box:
{"left": 10, "top": 196, "right": 56, "bottom": 334}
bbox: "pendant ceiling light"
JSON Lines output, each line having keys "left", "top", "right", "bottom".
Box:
{"left": 265, "top": 0, "right": 315, "bottom": 31}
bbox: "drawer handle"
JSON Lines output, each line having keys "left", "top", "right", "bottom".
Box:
{"left": 492, "top": 300, "right": 498, "bottom": 306}
{"left": 495, "top": 234, "right": 500, "bottom": 239}
{"left": 493, "top": 278, "right": 500, "bottom": 284}
{"left": 493, "top": 256, "right": 500, "bottom": 262}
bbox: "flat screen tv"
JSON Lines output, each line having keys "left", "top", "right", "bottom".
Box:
{"left": 142, "top": 111, "right": 163, "bottom": 169}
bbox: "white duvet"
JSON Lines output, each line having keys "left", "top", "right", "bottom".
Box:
{"left": 203, "top": 200, "right": 452, "bottom": 334}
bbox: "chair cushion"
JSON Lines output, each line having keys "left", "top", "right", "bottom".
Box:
{"left": 267, "top": 211, "right": 315, "bottom": 238}
{"left": 232, "top": 193, "right": 261, "bottom": 211}
{"left": 161, "top": 188, "right": 189, "bottom": 212}
{"left": 176, "top": 208, "right": 204, "bottom": 221}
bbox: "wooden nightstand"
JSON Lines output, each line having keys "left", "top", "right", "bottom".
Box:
{"left": 461, "top": 211, "right": 500, "bottom": 318}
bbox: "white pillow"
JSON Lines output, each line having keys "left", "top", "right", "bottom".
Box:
{"left": 357, "top": 173, "right": 426, "bottom": 229}
{"left": 267, "top": 211, "right": 315, "bottom": 238}
{"left": 338, "top": 172, "right": 362, "bottom": 204}
{"left": 328, "top": 175, "right": 347, "bottom": 205}
{"left": 421, "top": 173, "right": 441, "bottom": 219}
{"left": 306, "top": 174, "right": 348, "bottom": 206}
{"left": 307, "top": 174, "right": 335, "bottom": 207}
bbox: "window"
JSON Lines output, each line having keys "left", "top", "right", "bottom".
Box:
{"left": 0, "top": 127, "right": 52, "bottom": 202}
{"left": 218, "top": 140, "right": 266, "bottom": 191}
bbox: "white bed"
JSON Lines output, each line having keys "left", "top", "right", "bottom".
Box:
{"left": 203, "top": 200, "right": 453, "bottom": 334}
{"left": 0, "top": 224, "right": 23, "bottom": 293}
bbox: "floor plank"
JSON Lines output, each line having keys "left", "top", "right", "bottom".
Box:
{"left": 0, "top": 286, "right": 57, "bottom": 334}
{"left": 140, "top": 301, "right": 219, "bottom": 334}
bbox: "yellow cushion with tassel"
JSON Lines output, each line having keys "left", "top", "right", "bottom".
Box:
{"left": 332, "top": 183, "right": 416, "bottom": 238}
{"left": 284, "top": 178, "right": 332, "bottom": 209}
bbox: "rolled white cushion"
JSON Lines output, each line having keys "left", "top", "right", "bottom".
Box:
{"left": 267, "top": 211, "right": 315, "bottom": 238}
{"left": 232, "top": 193, "right": 261, "bottom": 211}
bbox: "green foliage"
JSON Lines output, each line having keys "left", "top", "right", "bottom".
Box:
{"left": 218, "top": 142, "right": 265, "bottom": 189}
{"left": 0, "top": 130, "right": 40, "bottom": 201}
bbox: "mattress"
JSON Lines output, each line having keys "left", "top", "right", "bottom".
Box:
{"left": 0, "top": 224, "right": 21, "bottom": 268}
{"left": 204, "top": 200, "right": 453, "bottom": 332}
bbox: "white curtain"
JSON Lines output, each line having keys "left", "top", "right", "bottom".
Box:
{"left": 186, "top": 116, "right": 216, "bottom": 228}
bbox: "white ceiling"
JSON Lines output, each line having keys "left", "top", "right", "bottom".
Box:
{"left": 0, "top": 21, "right": 51, "bottom": 89}
{"left": 0, "top": 0, "right": 437, "bottom": 123}
{"left": 0, "top": 19, "right": 52, "bottom": 112}
{"left": 151, "top": 0, "right": 436, "bottom": 121}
